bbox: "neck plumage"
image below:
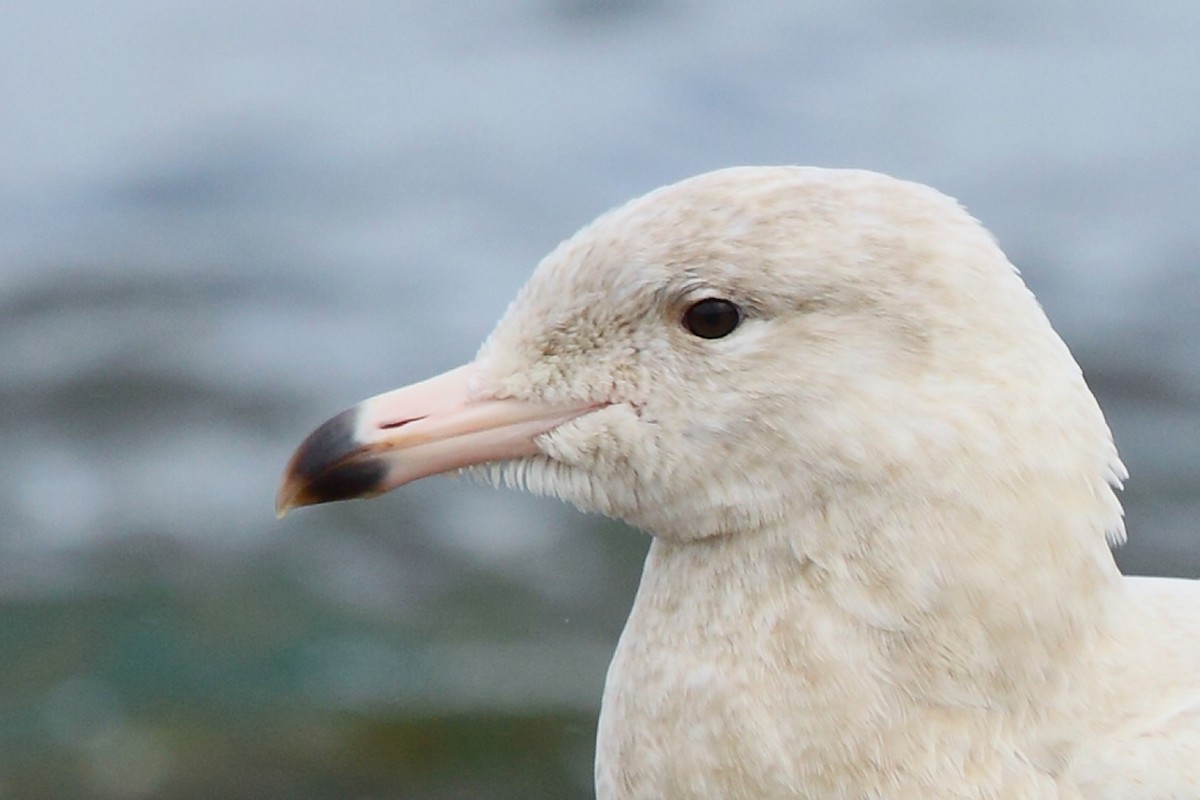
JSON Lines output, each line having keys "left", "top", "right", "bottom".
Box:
{"left": 654, "top": 470, "right": 1122, "bottom": 700}
{"left": 597, "top": 478, "right": 1126, "bottom": 798}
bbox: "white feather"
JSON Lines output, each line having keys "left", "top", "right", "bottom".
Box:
{"left": 463, "top": 167, "right": 1199, "bottom": 798}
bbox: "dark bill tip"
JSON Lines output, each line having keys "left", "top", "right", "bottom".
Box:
{"left": 276, "top": 406, "right": 388, "bottom": 516}
{"left": 290, "top": 407, "right": 361, "bottom": 482}
{"left": 283, "top": 458, "right": 389, "bottom": 512}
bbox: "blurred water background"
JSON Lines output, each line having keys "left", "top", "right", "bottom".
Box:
{"left": 1, "top": 1, "right": 1198, "bottom": 797}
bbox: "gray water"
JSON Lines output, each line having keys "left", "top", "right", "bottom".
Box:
{"left": 2, "top": 2, "right": 1198, "bottom": 797}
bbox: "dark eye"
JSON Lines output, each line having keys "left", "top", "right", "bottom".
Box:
{"left": 683, "top": 298, "right": 741, "bottom": 339}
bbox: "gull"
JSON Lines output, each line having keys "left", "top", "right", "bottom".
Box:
{"left": 277, "top": 167, "right": 1200, "bottom": 799}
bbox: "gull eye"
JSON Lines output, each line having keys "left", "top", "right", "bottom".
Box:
{"left": 683, "top": 298, "right": 742, "bottom": 339}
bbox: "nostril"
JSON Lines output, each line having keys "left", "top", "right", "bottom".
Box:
{"left": 380, "top": 415, "right": 427, "bottom": 431}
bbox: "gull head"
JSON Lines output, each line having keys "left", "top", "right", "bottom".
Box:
{"left": 278, "top": 166, "right": 1126, "bottom": 552}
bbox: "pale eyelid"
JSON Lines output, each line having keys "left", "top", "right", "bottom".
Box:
{"left": 651, "top": 278, "right": 758, "bottom": 318}
{"left": 671, "top": 289, "right": 766, "bottom": 325}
